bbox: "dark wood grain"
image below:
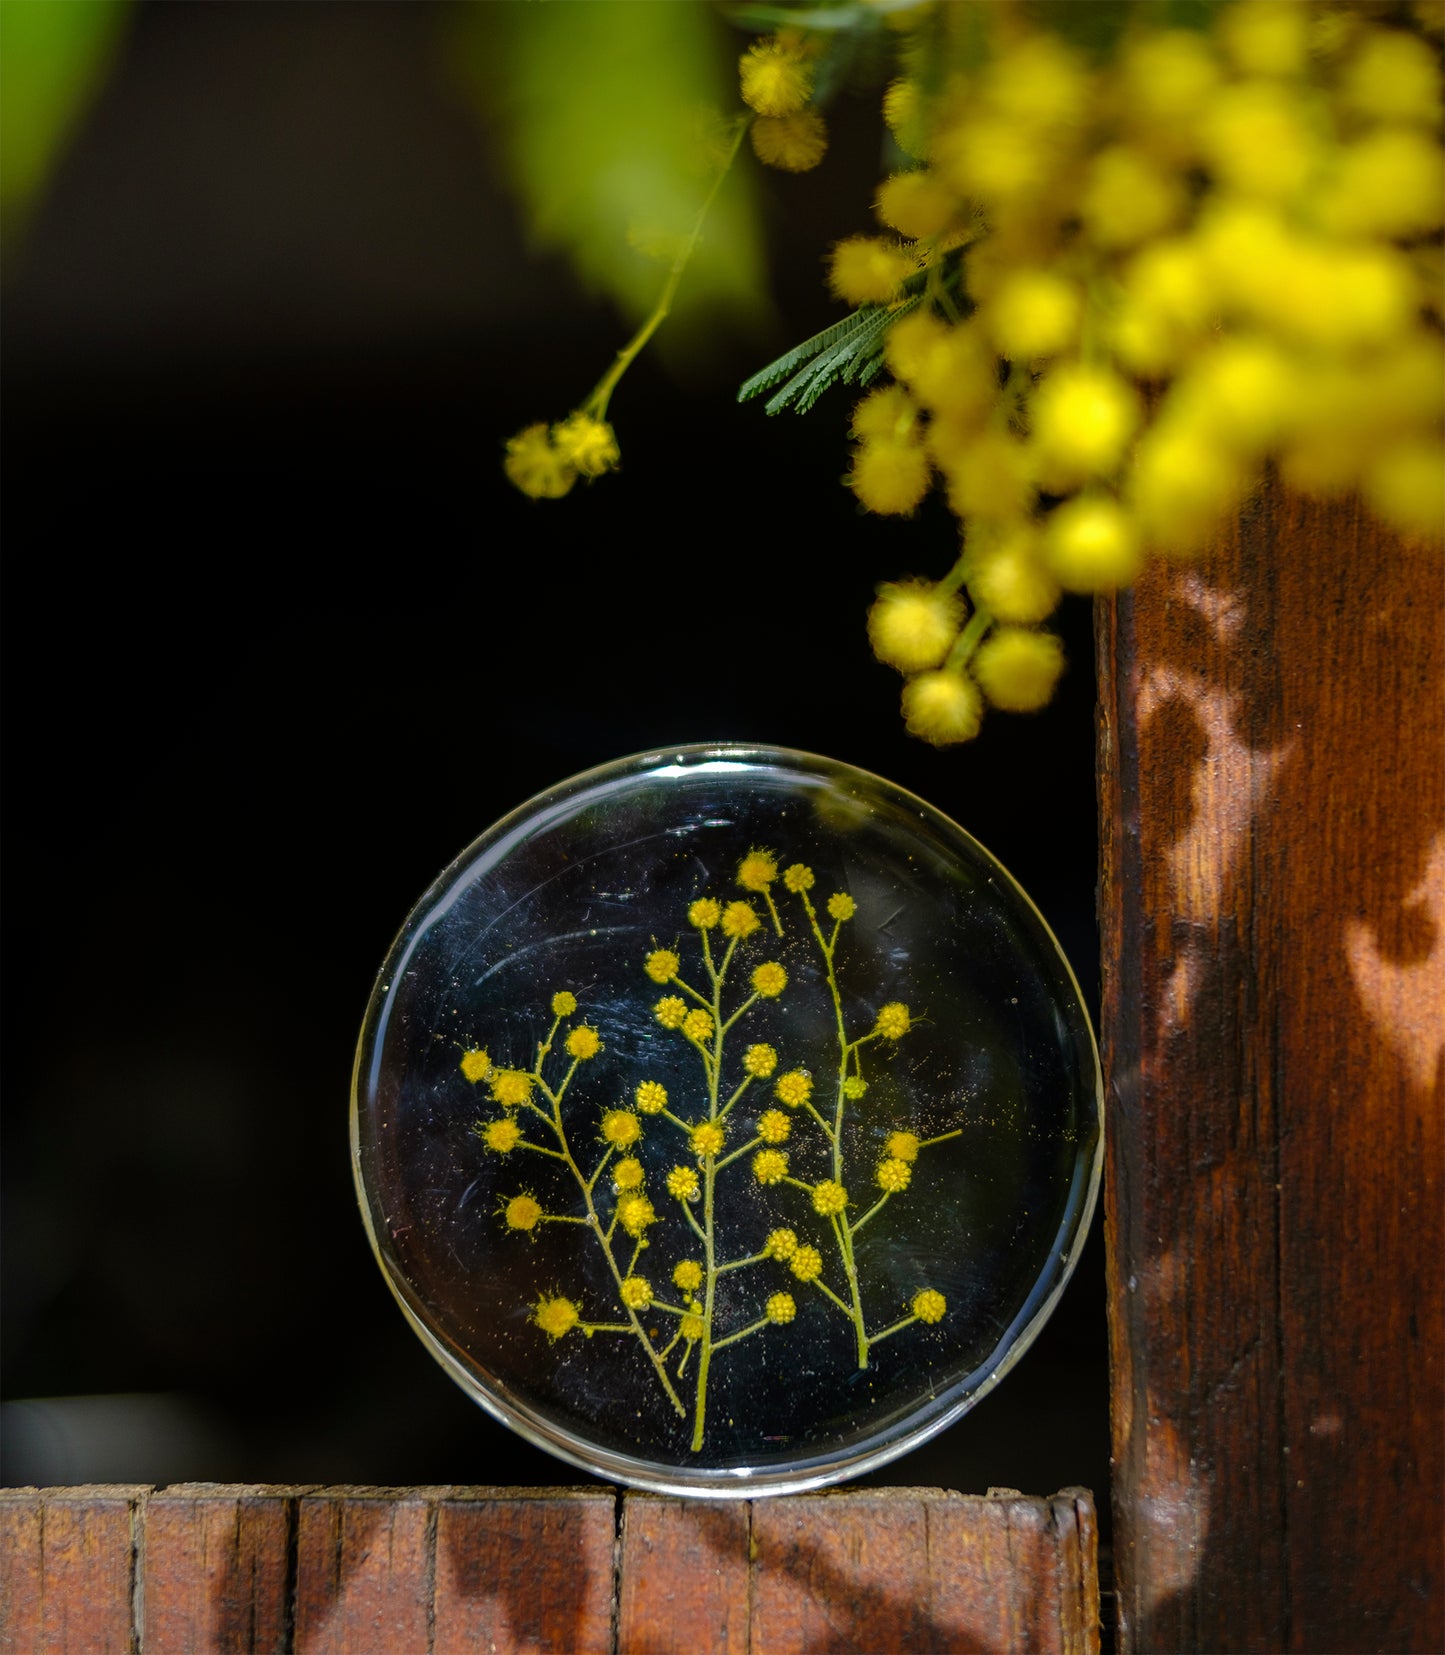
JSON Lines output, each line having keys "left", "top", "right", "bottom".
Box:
{"left": 0, "top": 1485, "right": 1098, "bottom": 1652}
{"left": 294, "top": 1485, "right": 435, "bottom": 1655}
{"left": 1097, "top": 486, "right": 1444, "bottom": 1652}
{"left": 617, "top": 1496, "right": 751, "bottom": 1655}
{"left": 141, "top": 1485, "right": 300, "bottom": 1655}
{"left": 432, "top": 1488, "right": 614, "bottom": 1655}
{"left": 0, "top": 1486, "right": 145, "bottom": 1655}
{"left": 747, "top": 1487, "right": 1099, "bottom": 1655}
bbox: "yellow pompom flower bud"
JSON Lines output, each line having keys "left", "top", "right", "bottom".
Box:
{"left": 635, "top": 1080, "right": 668, "bottom": 1114}
{"left": 1171, "top": 339, "right": 1298, "bottom": 455}
{"left": 750, "top": 111, "right": 828, "bottom": 173}
{"left": 1340, "top": 28, "right": 1443, "bottom": 127}
{"left": 877, "top": 1157, "right": 913, "bottom": 1194}
{"left": 1200, "top": 83, "right": 1318, "bottom": 202}
{"left": 764, "top": 1228, "right": 799, "bottom": 1261}
{"left": 849, "top": 440, "right": 932, "bottom": 516}
{"left": 790, "top": 1245, "right": 824, "bottom": 1282}
{"left": 534, "top": 1295, "right": 579, "bottom": 1339}
{"left": 940, "top": 433, "right": 1035, "bottom": 522}
{"left": 866, "top": 580, "right": 963, "bottom": 673}
{"left": 654, "top": 996, "right": 687, "bottom": 1030}
{"left": 689, "top": 898, "right": 721, "bottom": 929}
{"left": 1031, "top": 365, "right": 1139, "bottom": 483}
{"left": 644, "top": 949, "right": 680, "bottom": 984}
{"left": 875, "top": 170, "right": 958, "bottom": 241}
{"left": 986, "top": 31, "right": 1090, "bottom": 133}
{"left": 766, "top": 1291, "right": 797, "bottom": 1324}
{"left": 459, "top": 1049, "right": 491, "bottom": 1083}
{"left": 843, "top": 1076, "right": 868, "bottom": 1100}
{"left": 875, "top": 1002, "right": 911, "bottom": 1039}
{"left": 1118, "top": 29, "right": 1221, "bottom": 156}
{"left": 1043, "top": 497, "right": 1143, "bottom": 593}
{"left": 912, "top": 1288, "right": 947, "bottom": 1324}
{"left": 965, "top": 525, "right": 1061, "bottom": 625}
{"left": 984, "top": 270, "right": 1081, "bottom": 360}
{"left": 602, "top": 1109, "right": 643, "bottom": 1148}
{"left": 827, "top": 893, "right": 856, "bottom": 921}
{"left": 721, "top": 901, "right": 761, "bottom": 940}
{"left": 882, "top": 78, "right": 926, "bottom": 156}
{"left": 617, "top": 1194, "right": 657, "bottom": 1237}
{"left": 682, "top": 1007, "right": 715, "bottom": 1043}
{"left": 851, "top": 385, "right": 921, "bottom": 446}
{"left": 901, "top": 669, "right": 984, "bottom": 745}
{"left": 775, "top": 1070, "right": 813, "bottom": 1108}
{"left": 551, "top": 991, "right": 577, "bottom": 1017}
{"left": 1281, "top": 245, "right": 1416, "bottom": 353}
{"left": 667, "top": 1165, "right": 700, "bottom": 1200}
{"left": 1124, "top": 237, "right": 1215, "bottom": 336}
{"left": 972, "top": 628, "right": 1065, "bottom": 713}
{"left": 739, "top": 37, "right": 813, "bottom": 117}
{"left": 691, "top": 1121, "right": 725, "bottom": 1158}
{"left": 551, "top": 413, "right": 619, "bottom": 479}
{"left": 674, "top": 1259, "right": 704, "bottom": 1292}
{"left": 504, "top": 423, "right": 575, "bottom": 500}
{"left": 566, "top": 1025, "right": 601, "bottom": 1060}
{"left": 782, "top": 864, "right": 814, "bottom": 893}
{"left": 828, "top": 237, "right": 918, "bottom": 308}
{"left": 613, "top": 1156, "right": 644, "bottom": 1191}
{"left": 886, "top": 1130, "right": 921, "bottom": 1163}
{"left": 757, "top": 1109, "right": 791, "bottom": 1144}
{"left": 505, "top": 1194, "right": 543, "bottom": 1232}
{"left": 490, "top": 1070, "right": 533, "bottom": 1109}
{"left": 737, "top": 850, "right": 778, "bottom": 891}
{"left": 1079, "top": 146, "right": 1184, "bottom": 250}
{"left": 482, "top": 1118, "right": 522, "bottom": 1154}
{"left": 1130, "top": 421, "right": 1249, "bottom": 556}
{"left": 1318, "top": 128, "right": 1445, "bottom": 240}
{"left": 752, "top": 961, "right": 788, "bottom": 998}
{"left": 744, "top": 1043, "right": 779, "bottom": 1078}
{"left": 1218, "top": 1, "right": 1308, "bottom": 78}
{"left": 620, "top": 1275, "right": 653, "bottom": 1310}
{"left": 896, "top": 317, "right": 994, "bottom": 420}
{"left": 753, "top": 1148, "right": 789, "bottom": 1185}
{"left": 680, "top": 1312, "right": 705, "bottom": 1341}
{"left": 812, "top": 1178, "right": 848, "bottom": 1216}
{"left": 1365, "top": 442, "right": 1445, "bottom": 542}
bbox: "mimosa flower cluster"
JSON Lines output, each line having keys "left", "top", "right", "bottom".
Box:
{"left": 824, "top": 0, "right": 1444, "bottom": 741}
{"left": 458, "top": 844, "right": 958, "bottom": 1452}
{"left": 502, "top": 1, "right": 1442, "bottom": 746}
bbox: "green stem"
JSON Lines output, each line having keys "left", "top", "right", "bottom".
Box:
{"left": 584, "top": 118, "right": 748, "bottom": 422}
{"left": 711, "top": 1316, "right": 771, "bottom": 1354}
{"left": 868, "top": 1312, "right": 920, "bottom": 1348}
{"left": 946, "top": 604, "right": 993, "bottom": 673}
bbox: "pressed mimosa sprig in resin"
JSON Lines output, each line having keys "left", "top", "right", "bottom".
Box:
{"left": 461, "top": 845, "right": 958, "bottom": 1453}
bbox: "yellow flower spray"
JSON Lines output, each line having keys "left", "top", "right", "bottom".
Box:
{"left": 464, "top": 839, "right": 957, "bottom": 1453}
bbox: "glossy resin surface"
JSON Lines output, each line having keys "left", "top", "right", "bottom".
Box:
{"left": 352, "top": 745, "right": 1101, "bottom": 1495}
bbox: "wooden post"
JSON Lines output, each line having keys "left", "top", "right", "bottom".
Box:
{"left": 1098, "top": 487, "right": 1444, "bottom": 1652}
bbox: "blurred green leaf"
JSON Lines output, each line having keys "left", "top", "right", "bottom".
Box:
{"left": 1, "top": 0, "right": 130, "bottom": 223}
{"left": 449, "top": 0, "right": 767, "bottom": 335}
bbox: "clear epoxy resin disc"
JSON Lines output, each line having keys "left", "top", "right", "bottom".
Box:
{"left": 352, "top": 745, "right": 1102, "bottom": 1496}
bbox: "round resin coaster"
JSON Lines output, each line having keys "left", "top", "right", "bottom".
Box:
{"left": 352, "top": 744, "right": 1101, "bottom": 1496}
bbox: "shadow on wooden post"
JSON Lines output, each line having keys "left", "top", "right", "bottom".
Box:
{"left": 1098, "top": 485, "right": 1444, "bottom": 1653}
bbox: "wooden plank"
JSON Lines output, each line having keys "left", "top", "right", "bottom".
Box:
{"left": 0, "top": 1492, "right": 44, "bottom": 1655}
{"left": 1098, "top": 488, "right": 1445, "bottom": 1652}
{"left": 432, "top": 1488, "right": 614, "bottom": 1655}
{"left": 617, "top": 1496, "right": 750, "bottom": 1655}
{"left": 294, "top": 1486, "right": 433, "bottom": 1655}
{"left": 748, "top": 1487, "right": 1100, "bottom": 1655}
{"left": 0, "top": 1486, "right": 145, "bottom": 1655}
{"left": 141, "top": 1485, "right": 299, "bottom": 1655}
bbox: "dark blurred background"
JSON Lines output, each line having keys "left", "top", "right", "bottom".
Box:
{"left": 2, "top": 0, "right": 1107, "bottom": 1516}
